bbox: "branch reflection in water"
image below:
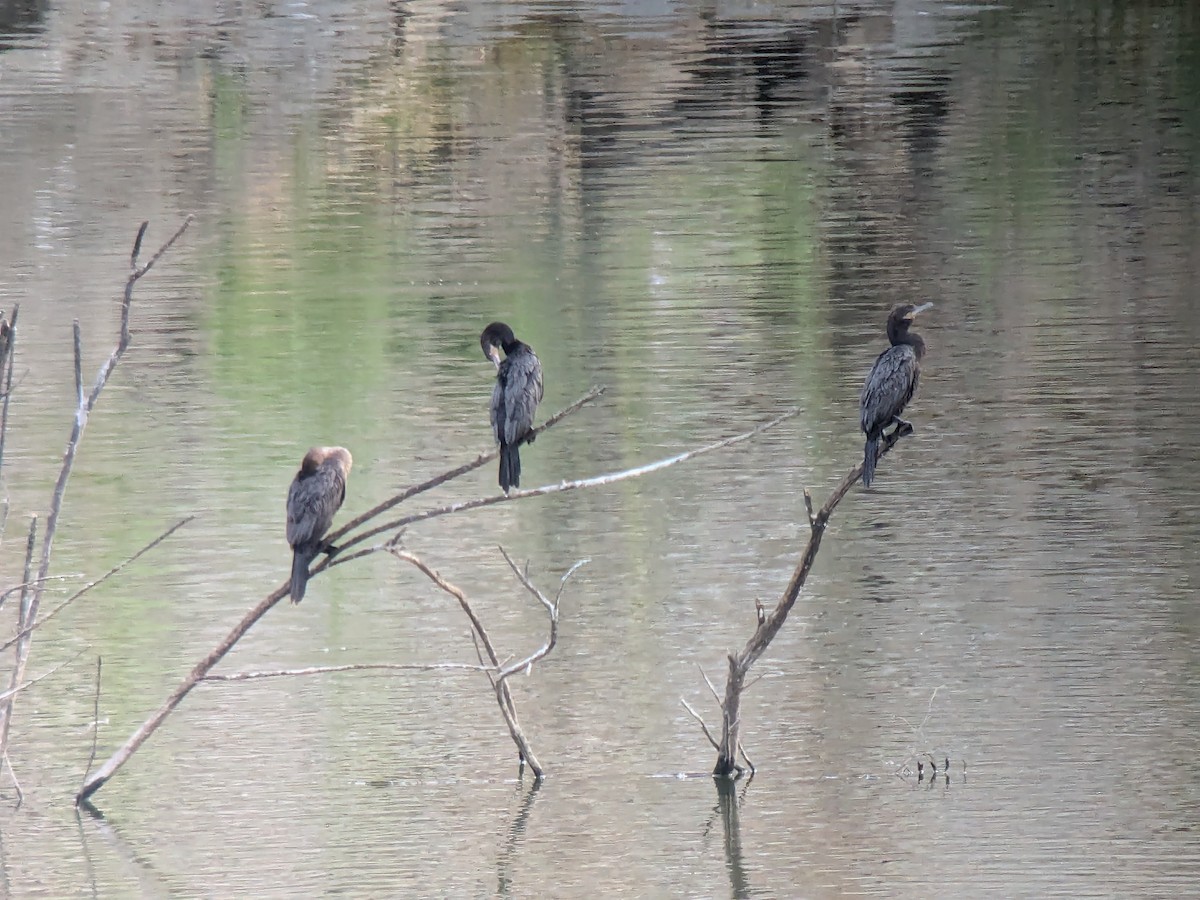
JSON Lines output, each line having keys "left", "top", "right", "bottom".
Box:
{"left": 496, "top": 778, "right": 543, "bottom": 898}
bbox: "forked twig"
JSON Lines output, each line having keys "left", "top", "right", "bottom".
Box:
{"left": 1, "top": 219, "right": 192, "bottom": 769}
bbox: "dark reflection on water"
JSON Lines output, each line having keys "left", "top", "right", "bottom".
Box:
{"left": 0, "top": 0, "right": 1199, "bottom": 895}
{"left": 0, "top": 0, "right": 45, "bottom": 51}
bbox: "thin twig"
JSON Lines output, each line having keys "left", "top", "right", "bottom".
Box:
{"left": 699, "top": 665, "right": 724, "bottom": 710}
{"left": 0, "top": 648, "right": 86, "bottom": 703}
{"left": 390, "top": 547, "right": 580, "bottom": 777}
{"left": 73, "top": 321, "right": 83, "bottom": 409}
{"left": 0, "top": 305, "right": 19, "bottom": 476}
{"left": 202, "top": 662, "right": 493, "bottom": 682}
{"left": 4, "top": 751, "right": 21, "bottom": 808}
{"left": 83, "top": 656, "right": 101, "bottom": 791}
{"left": 681, "top": 698, "right": 720, "bottom": 751}
{"left": 0, "top": 517, "right": 38, "bottom": 761}
{"left": 493, "top": 548, "right": 584, "bottom": 683}
{"left": 390, "top": 548, "right": 526, "bottom": 731}
{"left": 0, "top": 575, "right": 67, "bottom": 614}
{"left": 737, "top": 742, "right": 755, "bottom": 775}
{"left": 742, "top": 673, "right": 765, "bottom": 693}
{"left": 0, "top": 516, "right": 194, "bottom": 653}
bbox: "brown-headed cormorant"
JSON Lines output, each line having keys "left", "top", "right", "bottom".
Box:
{"left": 860, "top": 303, "right": 932, "bottom": 487}
{"left": 480, "top": 322, "right": 544, "bottom": 493}
{"left": 287, "top": 446, "right": 352, "bottom": 602}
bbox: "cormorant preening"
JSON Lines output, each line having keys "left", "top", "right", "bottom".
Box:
{"left": 287, "top": 446, "right": 352, "bottom": 602}
{"left": 480, "top": 322, "right": 544, "bottom": 492}
{"left": 860, "top": 303, "right": 933, "bottom": 487}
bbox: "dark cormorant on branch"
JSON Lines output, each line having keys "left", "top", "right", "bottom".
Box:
{"left": 287, "top": 446, "right": 352, "bottom": 602}
{"left": 480, "top": 322, "right": 544, "bottom": 493}
{"left": 860, "top": 302, "right": 933, "bottom": 487}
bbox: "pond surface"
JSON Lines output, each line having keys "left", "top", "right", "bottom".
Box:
{"left": 1, "top": 0, "right": 1199, "bottom": 895}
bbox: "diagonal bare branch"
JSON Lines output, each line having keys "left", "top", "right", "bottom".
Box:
{"left": 326, "top": 387, "right": 606, "bottom": 547}
{"left": 327, "top": 408, "right": 799, "bottom": 569}
{"left": 0, "top": 516, "right": 194, "bottom": 653}
{"left": 201, "top": 662, "right": 492, "bottom": 682}
{"left": 681, "top": 698, "right": 720, "bottom": 751}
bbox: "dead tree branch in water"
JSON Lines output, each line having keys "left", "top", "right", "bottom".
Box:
{"left": 78, "top": 393, "right": 794, "bottom": 803}
{"left": 75, "top": 388, "right": 605, "bottom": 803}
{"left": 701, "top": 425, "right": 913, "bottom": 779}
{"left": 390, "top": 544, "right": 584, "bottom": 779}
{"left": 0, "top": 218, "right": 191, "bottom": 785}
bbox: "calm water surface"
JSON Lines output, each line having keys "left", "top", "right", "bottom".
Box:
{"left": 0, "top": 0, "right": 1198, "bottom": 896}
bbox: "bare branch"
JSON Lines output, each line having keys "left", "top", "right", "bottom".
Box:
{"left": 737, "top": 742, "right": 755, "bottom": 775}
{"left": 494, "top": 550, "right": 584, "bottom": 683}
{"left": 699, "top": 665, "right": 724, "bottom": 710}
{"left": 556, "top": 558, "right": 589, "bottom": 604}
{"left": 330, "top": 408, "right": 798, "bottom": 561}
{"left": 120, "top": 217, "right": 191, "bottom": 355}
{"left": 326, "top": 386, "right": 606, "bottom": 548}
{"left": 78, "top": 584, "right": 289, "bottom": 804}
{"left": 202, "top": 662, "right": 492, "bottom": 682}
{"left": 0, "top": 648, "right": 86, "bottom": 704}
{"left": 392, "top": 549, "right": 502, "bottom": 669}
{"left": 390, "top": 548, "right": 578, "bottom": 776}
{"left": 73, "top": 321, "right": 83, "bottom": 409}
{"left": 0, "top": 516, "right": 38, "bottom": 760}
{"left": 0, "top": 305, "right": 19, "bottom": 477}
{"left": 4, "top": 751, "right": 21, "bottom": 808}
{"left": 0, "top": 575, "right": 68, "bottom": 613}
{"left": 84, "top": 656, "right": 101, "bottom": 794}
{"left": 391, "top": 548, "right": 538, "bottom": 772}
{"left": 712, "top": 424, "right": 914, "bottom": 778}
{"left": 8, "top": 221, "right": 190, "bottom": 776}
{"left": 498, "top": 547, "right": 553, "bottom": 615}
{"left": 0, "top": 516, "right": 194, "bottom": 653}
{"left": 681, "top": 698, "right": 720, "bottom": 751}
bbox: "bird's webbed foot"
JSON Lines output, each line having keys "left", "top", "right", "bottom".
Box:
{"left": 321, "top": 541, "right": 341, "bottom": 558}
{"left": 891, "top": 416, "right": 914, "bottom": 438}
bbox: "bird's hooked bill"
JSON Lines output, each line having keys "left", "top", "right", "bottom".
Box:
{"left": 912, "top": 302, "right": 934, "bottom": 315}
{"left": 486, "top": 345, "right": 502, "bottom": 369}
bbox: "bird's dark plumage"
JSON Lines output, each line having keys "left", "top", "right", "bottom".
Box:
{"left": 287, "top": 446, "right": 352, "bottom": 602}
{"left": 480, "top": 322, "right": 544, "bottom": 492}
{"left": 860, "top": 303, "right": 932, "bottom": 487}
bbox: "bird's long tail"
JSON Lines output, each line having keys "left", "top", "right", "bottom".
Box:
{"left": 862, "top": 437, "right": 878, "bottom": 488}
{"left": 291, "top": 548, "right": 315, "bottom": 603}
{"left": 499, "top": 443, "right": 521, "bottom": 492}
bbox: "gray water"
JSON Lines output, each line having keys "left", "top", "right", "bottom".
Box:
{"left": 1, "top": 0, "right": 1198, "bottom": 896}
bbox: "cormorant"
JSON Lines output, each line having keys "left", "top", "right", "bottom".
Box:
{"left": 859, "top": 302, "right": 933, "bottom": 487}
{"left": 286, "top": 446, "right": 352, "bottom": 602}
{"left": 480, "top": 322, "right": 544, "bottom": 492}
